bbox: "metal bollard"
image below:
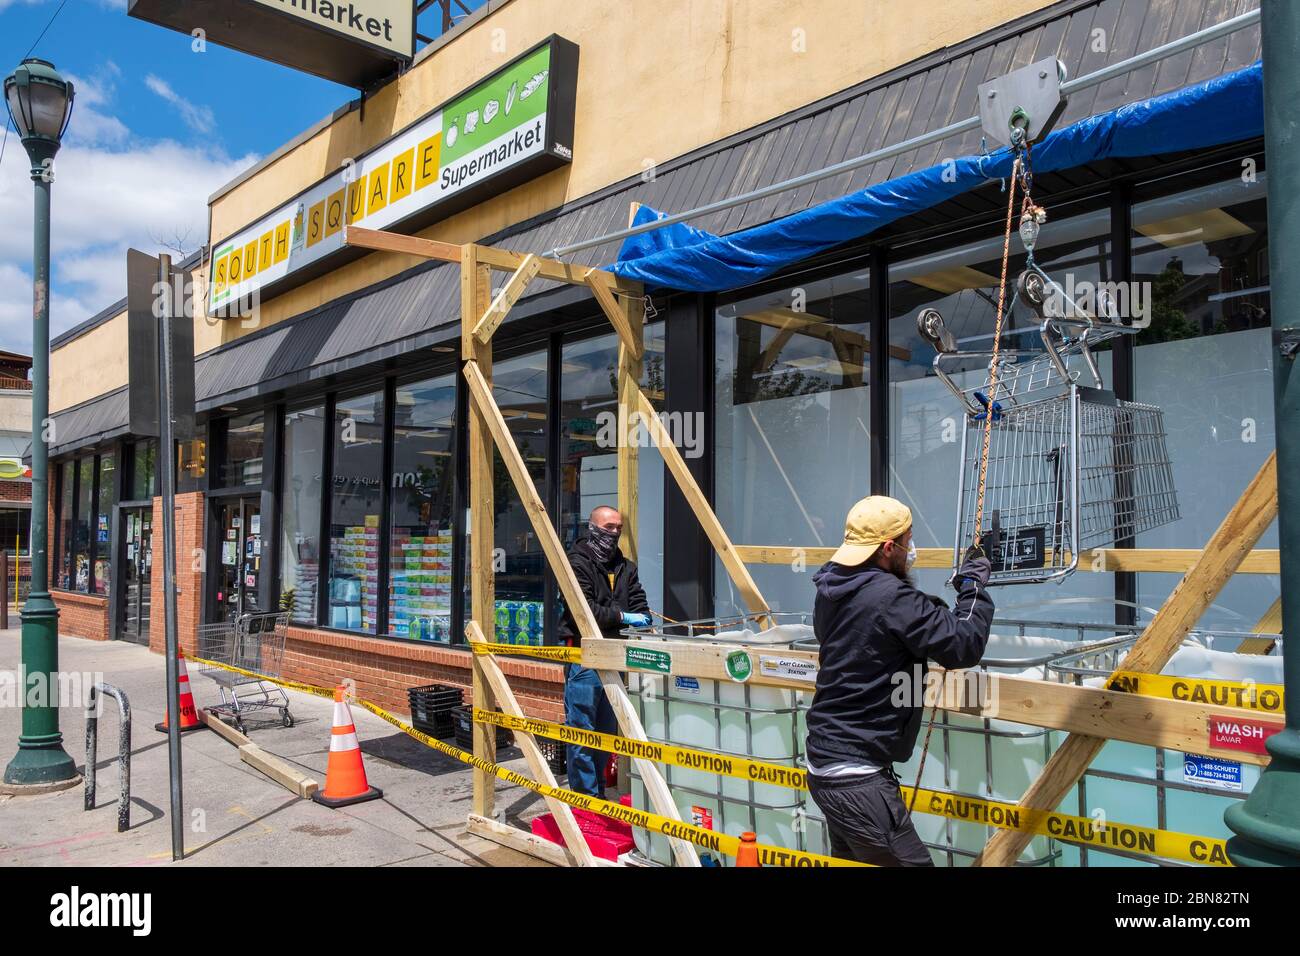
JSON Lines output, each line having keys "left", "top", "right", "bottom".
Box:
{"left": 85, "top": 683, "right": 132, "bottom": 833}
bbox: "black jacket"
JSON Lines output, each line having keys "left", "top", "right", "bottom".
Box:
{"left": 557, "top": 536, "right": 650, "bottom": 642}
{"left": 805, "top": 562, "right": 994, "bottom": 768}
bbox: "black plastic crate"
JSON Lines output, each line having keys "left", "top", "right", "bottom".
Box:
{"left": 453, "top": 706, "right": 512, "bottom": 751}
{"left": 408, "top": 684, "right": 462, "bottom": 738}
{"left": 537, "top": 737, "right": 568, "bottom": 776}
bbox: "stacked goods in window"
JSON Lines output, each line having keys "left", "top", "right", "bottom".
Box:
{"left": 292, "top": 557, "right": 318, "bottom": 623}
{"left": 330, "top": 518, "right": 379, "bottom": 629}
{"left": 389, "top": 527, "right": 453, "bottom": 641}
{"left": 492, "top": 599, "right": 545, "bottom": 645}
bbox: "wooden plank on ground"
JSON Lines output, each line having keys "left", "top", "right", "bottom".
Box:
{"left": 634, "top": 387, "right": 771, "bottom": 623}
{"left": 467, "top": 814, "right": 621, "bottom": 867}
{"left": 238, "top": 745, "right": 320, "bottom": 799}
{"left": 202, "top": 709, "right": 252, "bottom": 747}
{"left": 976, "top": 451, "right": 1279, "bottom": 866}
{"left": 466, "top": 620, "right": 595, "bottom": 867}
{"left": 472, "top": 254, "right": 541, "bottom": 344}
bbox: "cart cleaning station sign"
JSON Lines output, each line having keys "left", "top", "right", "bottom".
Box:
{"left": 207, "top": 36, "right": 578, "bottom": 317}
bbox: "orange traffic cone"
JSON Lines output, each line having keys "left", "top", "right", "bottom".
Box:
{"left": 155, "top": 647, "right": 206, "bottom": 734}
{"left": 311, "top": 687, "right": 383, "bottom": 808}
{"left": 735, "top": 831, "right": 762, "bottom": 867}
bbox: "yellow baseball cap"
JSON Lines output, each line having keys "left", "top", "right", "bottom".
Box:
{"left": 830, "top": 496, "right": 913, "bottom": 566}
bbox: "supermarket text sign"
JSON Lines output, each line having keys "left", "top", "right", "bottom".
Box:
{"left": 207, "top": 36, "right": 578, "bottom": 316}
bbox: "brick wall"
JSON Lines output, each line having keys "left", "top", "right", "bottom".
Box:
{"left": 149, "top": 491, "right": 205, "bottom": 656}
{"left": 0, "top": 479, "right": 31, "bottom": 503}
{"left": 51, "top": 589, "right": 110, "bottom": 641}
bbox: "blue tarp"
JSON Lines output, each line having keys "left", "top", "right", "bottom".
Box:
{"left": 611, "top": 63, "right": 1264, "bottom": 293}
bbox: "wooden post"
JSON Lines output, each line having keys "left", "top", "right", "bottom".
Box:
{"left": 1237, "top": 597, "right": 1282, "bottom": 655}
{"left": 975, "top": 452, "right": 1280, "bottom": 866}
{"left": 466, "top": 620, "right": 596, "bottom": 866}
{"left": 617, "top": 289, "right": 643, "bottom": 561}
{"left": 462, "top": 244, "right": 497, "bottom": 820}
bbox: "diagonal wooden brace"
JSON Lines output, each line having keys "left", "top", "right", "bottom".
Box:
{"left": 473, "top": 254, "right": 542, "bottom": 344}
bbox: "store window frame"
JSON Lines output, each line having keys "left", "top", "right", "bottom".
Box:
{"left": 52, "top": 445, "right": 118, "bottom": 596}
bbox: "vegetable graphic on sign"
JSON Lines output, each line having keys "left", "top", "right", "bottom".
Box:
{"left": 483, "top": 99, "right": 499, "bottom": 124}
{"left": 464, "top": 109, "right": 479, "bottom": 134}
{"left": 445, "top": 119, "right": 459, "bottom": 148}
{"left": 520, "top": 70, "right": 548, "bottom": 100}
{"left": 504, "top": 80, "right": 517, "bottom": 116}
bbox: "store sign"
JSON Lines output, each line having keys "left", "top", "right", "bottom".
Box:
{"left": 207, "top": 36, "right": 578, "bottom": 317}
{"left": 128, "top": 0, "right": 414, "bottom": 88}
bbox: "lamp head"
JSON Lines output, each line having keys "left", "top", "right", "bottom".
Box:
{"left": 4, "top": 58, "right": 75, "bottom": 171}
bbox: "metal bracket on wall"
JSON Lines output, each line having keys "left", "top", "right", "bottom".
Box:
{"left": 978, "top": 57, "right": 1069, "bottom": 149}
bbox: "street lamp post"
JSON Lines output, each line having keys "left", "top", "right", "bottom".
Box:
{"left": 2, "top": 58, "right": 78, "bottom": 790}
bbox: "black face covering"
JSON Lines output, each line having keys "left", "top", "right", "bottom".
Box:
{"left": 586, "top": 521, "right": 619, "bottom": 564}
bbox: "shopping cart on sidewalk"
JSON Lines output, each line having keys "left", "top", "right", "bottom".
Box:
{"left": 195, "top": 611, "right": 294, "bottom": 734}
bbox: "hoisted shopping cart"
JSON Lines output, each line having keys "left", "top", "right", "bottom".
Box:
{"left": 195, "top": 611, "right": 294, "bottom": 734}
{"left": 921, "top": 261, "right": 1180, "bottom": 586}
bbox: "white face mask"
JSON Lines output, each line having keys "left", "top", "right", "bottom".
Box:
{"left": 905, "top": 540, "right": 917, "bottom": 571}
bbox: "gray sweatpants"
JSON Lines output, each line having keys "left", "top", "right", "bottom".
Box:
{"left": 807, "top": 768, "right": 935, "bottom": 866}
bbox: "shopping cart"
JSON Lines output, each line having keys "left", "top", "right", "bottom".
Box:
{"left": 923, "top": 263, "right": 1179, "bottom": 585}
{"left": 195, "top": 611, "right": 294, "bottom": 734}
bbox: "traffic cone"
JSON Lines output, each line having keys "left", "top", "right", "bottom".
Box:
{"left": 735, "top": 831, "right": 762, "bottom": 867}
{"left": 155, "top": 647, "right": 206, "bottom": 734}
{"left": 311, "top": 686, "right": 383, "bottom": 808}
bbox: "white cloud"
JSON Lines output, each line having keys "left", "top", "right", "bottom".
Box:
{"left": 0, "top": 68, "right": 257, "bottom": 352}
{"left": 144, "top": 74, "right": 216, "bottom": 135}
{"left": 0, "top": 0, "right": 48, "bottom": 11}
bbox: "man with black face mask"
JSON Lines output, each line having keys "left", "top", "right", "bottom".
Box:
{"left": 806, "top": 495, "right": 994, "bottom": 865}
{"left": 558, "top": 505, "right": 651, "bottom": 797}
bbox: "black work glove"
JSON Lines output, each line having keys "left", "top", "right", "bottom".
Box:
{"left": 957, "top": 544, "right": 992, "bottom": 591}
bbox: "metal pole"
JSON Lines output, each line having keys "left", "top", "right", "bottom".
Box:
{"left": 1225, "top": 0, "right": 1300, "bottom": 867}
{"left": 158, "top": 253, "right": 185, "bottom": 860}
{"left": 2, "top": 142, "right": 77, "bottom": 789}
{"left": 547, "top": 7, "right": 1262, "bottom": 259}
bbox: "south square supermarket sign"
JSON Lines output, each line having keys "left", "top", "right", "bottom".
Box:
{"left": 207, "top": 36, "right": 578, "bottom": 317}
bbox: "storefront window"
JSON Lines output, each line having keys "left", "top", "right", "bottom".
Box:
{"left": 219, "top": 412, "right": 265, "bottom": 486}
{"left": 1131, "top": 175, "right": 1277, "bottom": 627}
{"left": 489, "top": 351, "right": 549, "bottom": 637}
{"left": 559, "top": 323, "right": 666, "bottom": 616}
{"left": 58, "top": 459, "right": 74, "bottom": 589}
{"left": 130, "top": 440, "right": 156, "bottom": 500}
{"left": 281, "top": 405, "right": 325, "bottom": 625}
{"left": 328, "top": 390, "right": 384, "bottom": 633}
{"left": 388, "top": 373, "right": 457, "bottom": 642}
{"left": 74, "top": 457, "right": 94, "bottom": 593}
{"left": 715, "top": 273, "right": 871, "bottom": 614}
{"left": 94, "top": 453, "right": 115, "bottom": 594}
{"left": 176, "top": 438, "right": 207, "bottom": 492}
{"left": 886, "top": 205, "right": 1117, "bottom": 618}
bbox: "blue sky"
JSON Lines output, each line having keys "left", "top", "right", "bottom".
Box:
{"left": 0, "top": 0, "right": 484, "bottom": 354}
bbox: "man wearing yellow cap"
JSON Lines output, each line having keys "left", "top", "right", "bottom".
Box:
{"left": 805, "top": 495, "right": 993, "bottom": 866}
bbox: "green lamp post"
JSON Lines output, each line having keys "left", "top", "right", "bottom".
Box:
{"left": 2, "top": 58, "right": 79, "bottom": 791}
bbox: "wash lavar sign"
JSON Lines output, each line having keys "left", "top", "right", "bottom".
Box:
{"left": 207, "top": 36, "right": 578, "bottom": 317}
{"left": 128, "top": 0, "right": 414, "bottom": 88}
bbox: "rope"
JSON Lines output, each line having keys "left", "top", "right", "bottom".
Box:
{"left": 910, "top": 150, "right": 1028, "bottom": 813}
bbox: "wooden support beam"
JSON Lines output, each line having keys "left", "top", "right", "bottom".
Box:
{"left": 466, "top": 620, "right": 595, "bottom": 867}
{"left": 733, "top": 544, "right": 1282, "bottom": 574}
{"left": 467, "top": 814, "right": 620, "bottom": 867}
{"left": 462, "top": 245, "right": 497, "bottom": 820}
{"left": 344, "top": 225, "right": 462, "bottom": 263}
{"left": 617, "top": 290, "right": 643, "bottom": 561}
{"left": 1237, "top": 597, "right": 1282, "bottom": 655}
{"left": 586, "top": 271, "right": 643, "bottom": 360}
{"left": 461, "top": 359, "right": 700, "bottom": 867}
{"left": 472, "top": 254, "right": 541, "bottom": 344}
{"left": 633, "top": 387, "right": 772, "bottom": 624}
{"left": 976, "top": 452, "right": 1280, "bottom": 866}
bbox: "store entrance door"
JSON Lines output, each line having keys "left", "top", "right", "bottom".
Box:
{"left": 212, "top": 497, "right": 263, "bottom": 623}
{"left": 119, "top": 508, "right": 152, "bottom": 645}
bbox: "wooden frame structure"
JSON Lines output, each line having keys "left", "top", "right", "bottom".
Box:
{"left": 345, "top": 221, "right": 1284, "bottom": 868}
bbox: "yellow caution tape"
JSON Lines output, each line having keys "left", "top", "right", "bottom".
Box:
{"left": 1108, "top": 670, "right": 1284, "bottom": 714}
{"left": 190, "top": 655, "right": 853, "bottom": 867}
{"left": 469, "top": 641, "right": 582, "bottom": 664}
{"left": 471, "top": 709, "right": 1234, "bottom": 867}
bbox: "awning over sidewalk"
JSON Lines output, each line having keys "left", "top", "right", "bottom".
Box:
{"left": 610, "top": 63, "right": 1264, "bottom": 293}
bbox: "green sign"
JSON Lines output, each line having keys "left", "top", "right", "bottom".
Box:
{"left": 442, "top": 44, "right": 553, "bottom": 165}
{"left": 725, "top": 650, "right": 752, "bottom": 683}
{"left": 626, "top": 646, "right": 672, "bottom": 674}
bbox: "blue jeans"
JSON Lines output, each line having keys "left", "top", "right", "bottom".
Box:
{"left": 564, "top": 664, "right": 617, "bottom": 797}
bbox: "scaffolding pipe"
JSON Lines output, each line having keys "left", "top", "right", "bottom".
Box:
{"left": 547, "top": 7, "right": 1261, "bottom": 259}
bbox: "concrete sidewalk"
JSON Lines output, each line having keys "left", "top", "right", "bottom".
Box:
{"left": 0, "top": 629, "right": 550, "bottom": 867}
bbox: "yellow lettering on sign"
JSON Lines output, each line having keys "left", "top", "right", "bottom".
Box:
{"left": 367, "top": 162, "right": 390, "bottom": 216}
{"left": 306, "top": 199, "right": 325, "bottom": 248}
{"left": 227, "top": 245, "right": 243, "bottom": 283}
{"left": 346, "top": 181, "right": 365, "bottom": 224}
{"left": 415, "top": 133, "right": 441, "bottom": 191}
{"left": 243, "top": 239, "right": 259, "bottom": 277}
{"left": 325, "top": 188, "right": 345, "bottom": 238}
{"left": 274, "top": 221, "right": 290, "bottom": 264}
{"left": 390, "top": 148, "right": 413, "bottom": 203}
{"left": 259, "top": 230, "right": 275, "bottom": 270}
{"left": 212, "top": 254, "right": 229, "bottom": 294}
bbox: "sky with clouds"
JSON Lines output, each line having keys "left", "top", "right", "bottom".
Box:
{"left": 0, "top": 0, "right": 480, "bottom": 357}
